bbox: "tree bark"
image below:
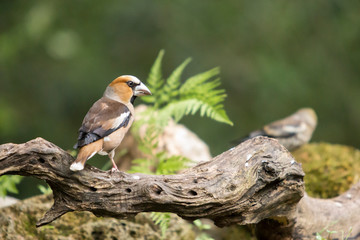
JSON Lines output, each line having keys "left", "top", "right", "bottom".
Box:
{"left": 0, "top": 137, "right": 358, "bottom": 239}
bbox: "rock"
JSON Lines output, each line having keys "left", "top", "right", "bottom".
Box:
{"left": 160, "top": 120, "right": 212, "bottom": 165}
{"left": 0, "top": 196, "right": 18, "bottom": 208}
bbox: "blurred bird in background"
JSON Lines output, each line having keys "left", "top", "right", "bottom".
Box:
{"left": 70, "top": 75, "right": 151, "bottom": 172}
{"left": 239, "top": 108, "right": 317, "bottom": 151}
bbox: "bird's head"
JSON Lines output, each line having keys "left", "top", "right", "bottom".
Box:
{"left": 104, "top": 75, "right": 151, "bottom": 103}
{"left": 297, "top": 108, "right": 318, "bottom": 128}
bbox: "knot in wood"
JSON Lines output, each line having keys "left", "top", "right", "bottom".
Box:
{"left": 261, "top": 161, "right": 279, "bottom": 177}
{"left": 150, "top": 184, "right": 163, "bottom": 195}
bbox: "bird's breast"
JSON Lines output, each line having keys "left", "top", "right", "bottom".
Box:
{"left": 101, "top": 118, "right": 133, "bottom": 153}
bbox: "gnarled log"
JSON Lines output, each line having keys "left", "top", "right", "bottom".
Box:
{"left": 0, "top": 137, "right": 303, "bottom": 229}
{"left": 254, "top": 184, "right": 360, "bottom": 240}
{"left": 2, "top": 137, "right": 358, "bottom": 239}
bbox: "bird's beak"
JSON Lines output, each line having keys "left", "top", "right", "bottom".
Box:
{"left": 134, "top": 82, "right": 151, "bottom": 96}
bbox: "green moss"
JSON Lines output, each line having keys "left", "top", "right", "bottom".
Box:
{"left": 292, "top": 142, "right": 360, "bottom": 198}
{"left": 221, "top": 226, "right": 256, "bottom": 240}
{"left": 0, "top": 194, "right": 196, "bottom": 239}
{"left": 23, "top": 215, "right": 38, "bottom": 236}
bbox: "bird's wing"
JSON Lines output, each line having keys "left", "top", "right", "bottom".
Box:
{"left": 74, "top": 98, "right": 132, "bottom": 148}
{"left": 263, "top": 117, "right": 306, "bottom": 138}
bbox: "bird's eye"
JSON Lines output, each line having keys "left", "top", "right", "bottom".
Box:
{"left": 127, "top": 81, "right": 134, "bottom": 87}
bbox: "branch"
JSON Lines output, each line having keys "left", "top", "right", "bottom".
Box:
{"left": 0, "top": 137, "right": 304, "bottom": 229}
{"left": 295, "top": 184, "right": 360, "bottom": 239}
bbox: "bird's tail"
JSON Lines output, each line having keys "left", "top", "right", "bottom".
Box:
{"left": 70, "top": 140, "right": 103, "bottom": 171}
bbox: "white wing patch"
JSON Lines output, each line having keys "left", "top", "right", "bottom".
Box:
{"left": 87, "top": 151, "right": 97, "bottom": 160}
{"left": 283, "top": 122, "right": 306, "bottom": 133}
{"left": 112, "top": 111, "right": 131, "bottom": 129}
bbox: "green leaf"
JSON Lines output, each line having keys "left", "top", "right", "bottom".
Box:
{"left": 144, "top": 50, "right": 166, "bottom": 105}
{"left": 138, "top": 144, "right": 152, "bottom": 155}
{"left": 38, "top": 184, "right": 53, "bottom": 194}
{"left": 159, "top": 58, "right": 192, "bottom": 104}
{"left": 315, "top": 233, "right": 323, "bottom": 240}
{"left": 0, "top": 187, "right": 6, "bottom": 197}
{"left": 193, "top": 219, "right": 211, "bottom": 230}
{"left": 0, "top": 175, "right": 23, "bottom": 197}
{"left": 130, "top": 51, "right": 233, "bottom": 237}
{"left": 156, "top": 155, "right": 189, "bottom": 175}
{"left": 160, "top": 99, "right": 233, "bottom": 125}
{"left": 193, "top": 219, "right": 202, "bottom": 228}
{"left": 6, "top": 182, "right": 19, "bottom": 194}
{"left": 178, "top": 67, "right": 233, "bottom": 125}
{"left": 150, "top": 212, "right": 171, "bottom": 239}
{"left": 179, "top": 67, "right": 220, "bottom": 94}
{"left": 128, "top": 158, "right": 154, "bottom": 174}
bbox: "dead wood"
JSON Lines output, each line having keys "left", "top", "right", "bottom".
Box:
{"left": 0, "top": 137, "right": 302, "bottom": 225}
{"left": 0, "top": 137, "right": 358, "bottom": 239}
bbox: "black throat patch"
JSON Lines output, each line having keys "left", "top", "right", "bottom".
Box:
{"left": 130, "top": 95, "right": 137, "bottom": 104}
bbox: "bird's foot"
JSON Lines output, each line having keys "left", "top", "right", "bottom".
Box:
{"left": 111, "top": 167, "right": 120, "bottom": 173}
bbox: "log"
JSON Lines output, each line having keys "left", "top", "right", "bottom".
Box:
{"left": 255, "top": 184, "right": 360, "bottom": 240}
{"left": 0, "top": 137, "right": 303, "bottom": 225}
{"left": 0, "top": 137, "right": 358, "bottom": 239}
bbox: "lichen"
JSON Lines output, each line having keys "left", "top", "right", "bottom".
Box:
{"left": 292, "top": 142, "right": 360, "bottom": 198}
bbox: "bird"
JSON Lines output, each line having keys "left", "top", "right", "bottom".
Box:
{"left": 239, "top": 108, "right": 317, "bottom": 151}
{"left": 70, "top": 75, "right": 151, "bottom": 172}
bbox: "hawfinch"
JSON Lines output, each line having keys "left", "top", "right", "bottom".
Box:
{"left": 70, "top": 75, "right": 151, "bottom": 172}
{"left": 240, "top": 108, "right": 317, "bottom": 151}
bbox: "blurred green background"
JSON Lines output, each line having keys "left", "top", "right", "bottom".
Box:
{"left": 1, "top": 1, "right": 360, "bottom": 198}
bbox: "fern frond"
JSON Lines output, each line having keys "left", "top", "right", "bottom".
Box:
{"left": 158, "top": 58, "right": 192, "bottom": 105}
{"left": 38, "top": 184, "right": 53, "bottom": 194}
{"left": 142, "top": 50, "right": 165, "bottom": 104}
{"left": 179, "top": 67, "right": 220, "bottom": 95}
{"left": 151, "top": 212, "right": 171, "bottom": 239}
{"left": 175, "top": 66, "right": 233, "bottom": 125}
{"left": 156, "top": 154, "right": 190, "bottom": 175}
{"left": 130, "top": 51, "right": 232, "bottom": 238}
{"left": 128, "top": 158, "right": 154, "bottom": 174}
{"left": 159, "top": 98, "right": 233, "bottom": 125}
{"left": 0, "top": 175, "right": 23, "bottom": 197}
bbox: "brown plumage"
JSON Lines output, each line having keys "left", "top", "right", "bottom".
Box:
{"left": 240, "top": 108, "right": 318, "bottom": 151}
{"left": 70, "top": 75, "right": 151, "bottom": 172}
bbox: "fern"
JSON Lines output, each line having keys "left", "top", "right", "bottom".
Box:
{"left": 151, "top": 212, "right": 171, "bottom": 239}
{"left": 130, "top": 50, "right": 232, "bottom": 237}
{"left": 142, "top": 50, "right": 165, "bottom": 106}
{"left": 0, "top": 175, "right": 23, "bottom": 197}
{"left": 128, "top": 124, "right": 189, "bottom": 175}
{"left": 157, "top": 57, "right": 192, "bottom": 105}
{"left": 156, "top": 155, "right": 189, "bottom": 175}
{"left": 141, "top": 50, "right": 233, "bottom": 126}
{"left": 179, "top": 67, "right": 219, "bottom": 94}
{"left": 194, "top": 219, "right": 214, "bottom": 240}
{"left": 38, "top": 184, "right": 53, "bottom": 194}
{"left": 159, "top": 98, "right": 231, "bottom": 125}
